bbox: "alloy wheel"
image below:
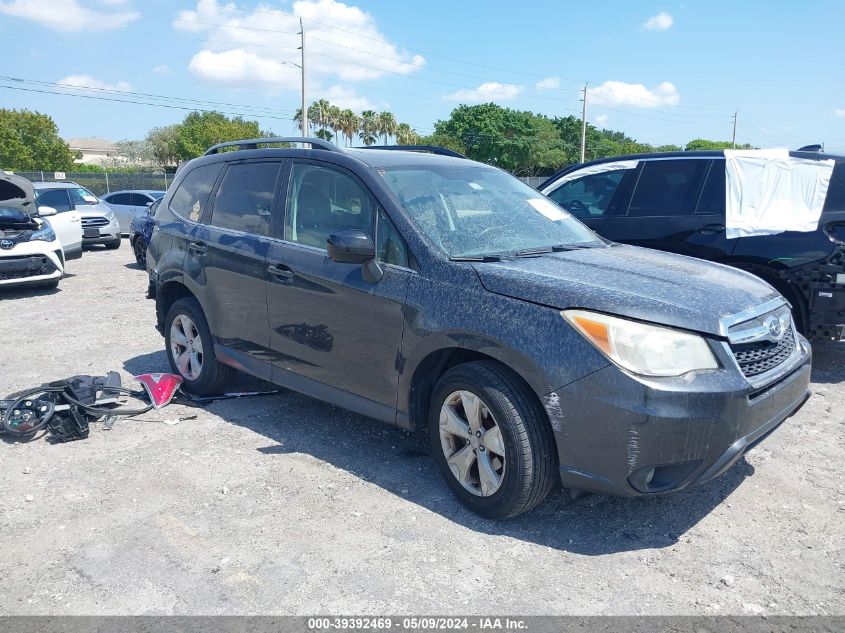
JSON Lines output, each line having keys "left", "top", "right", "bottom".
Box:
{"left": 169, "top": 314, "right": 203, "bottom": 380}
{"left": 438, "top": 390, "right": 506, "bottom": 497}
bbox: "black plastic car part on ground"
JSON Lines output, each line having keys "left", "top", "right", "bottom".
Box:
{"left": 144, "top": 138, "right": 812, "bottom": 518}
{"left": 540, "top": 150, "right": 845, "bottom": 340}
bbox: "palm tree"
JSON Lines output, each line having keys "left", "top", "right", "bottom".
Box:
{"left": 292, "top": 107, "right": 308, "bottom": 135}
{"left": 314, "top": 129, "right": 333, "bottom": 141}
{"left": 327, "top": 105, "right": 342, "bottom": 145}
{"left": 377, "top": 111, "right": 398, "bottom": 145}
{"left": 396, "top": 122, "right": 418, "bottom": 145}
{"left": 359, "top": 110, "right": 378, "bottom": 146}
{"left": 338, "top": 109, "right": 359, "bottom": 147}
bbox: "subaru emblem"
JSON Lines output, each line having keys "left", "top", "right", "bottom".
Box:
{"left": 765, "top": 315, "right": 784, "bottom": 340}
{"left": 0, "top": 239, "right": 13, "bottom": 249}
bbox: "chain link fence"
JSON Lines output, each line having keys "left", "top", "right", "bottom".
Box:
{"left": 14, "top": 171, "right": 172, "bottom": 196}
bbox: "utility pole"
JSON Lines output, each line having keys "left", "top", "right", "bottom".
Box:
{"left": 299, "top": 18, "right": 307, "bottom": 137}
{"left": 580, "top": 83, "right": 588, "bottom": 163}
{"left": 731, "top": 111, "right": 737, "bottom": 149}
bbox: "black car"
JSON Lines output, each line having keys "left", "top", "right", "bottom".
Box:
{"left": 540, "top": 150, "right": 845, "bottom": 340}
{"left": 146, "top": 138, "right": 811, "bottom": 518}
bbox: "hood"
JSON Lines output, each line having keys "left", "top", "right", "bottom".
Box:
{"left": 76, "top": 202, "right": 113, "bottom": 218}
{"left": 0, "top": 171, "right": 37, "bottom": 216}
{"left": 473, "top": 245, "right": 782, "bottom": 336}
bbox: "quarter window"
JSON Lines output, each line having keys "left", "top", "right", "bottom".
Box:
{"left": 546, "top": 171, "right": 626, "bottom": 218}
{"left": 210, "top": 162, "right": 281, "bottom": 236}
{"left": 285, "top": 163, "right": 375, "bottom": 249}
{"left": 376, "top": 208, "right": 408, "bottom": 267}
{"left": 170, "top": 163, "right": 223, "bottom": 222}
{"left": 628, "top": 159, "right": 709, "bottom": 217}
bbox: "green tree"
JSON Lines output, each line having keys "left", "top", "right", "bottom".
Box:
{"left": 377, "top": 111, "right": 398, "bottom": 145}
{"left": 359, "top": 110, "right": 378, "bottom": 146}
{"left": 0, "top": 108, "right": 77, "bottom": 171}
{"left": 173, "top": 111, "right": 266, "bottom": 160}
{"left": 395, "top": 123, "right": 418, "bottom": 145}
{"left": 338, "top": 109, "right": 359, "bottom": 147}
{"left": 146, "top": 125, "right": 180, "bottom": 168}
{"left": 685, "top": 138, "right": 753, "bottom": 151}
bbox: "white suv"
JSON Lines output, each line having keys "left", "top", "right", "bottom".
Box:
{"left": 33, "top": 181, "right": 121, "bottom": 250}
{"left": 0, "top": 171, "right": 81, "bottom": 289}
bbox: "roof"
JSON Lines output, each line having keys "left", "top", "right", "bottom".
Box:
{"left": 32, "top": 181, "right": 84, "bottom": 190}
{"left": 342, "top": 147, "right": 477, "bottom": 169}
{"left": 105, "top": 189, "right": 165, "bottom": 195}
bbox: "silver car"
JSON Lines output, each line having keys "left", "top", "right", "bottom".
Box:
{"left": 33, "top": 182, "right": 121, "bottom": 250}
{"left": 101, "top": 190, "right": 165, "bottom": 234}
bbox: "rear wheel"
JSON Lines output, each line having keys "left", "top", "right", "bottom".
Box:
{"left": 164, "top": 298, "right": 232, "bottom": 394}
{"left": 429, "top": 361, "right": 557, "bottom": 518}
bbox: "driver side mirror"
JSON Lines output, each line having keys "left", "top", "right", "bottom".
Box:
{"left": 327, "top": 229, "right": 383, "bottom": 283}
{"left": 37, "top": 206, "right": 58, "bottom": 217}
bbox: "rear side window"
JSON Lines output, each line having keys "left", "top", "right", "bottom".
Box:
{"left": 170, "top": 163, "right": 223, "bottom": 222}
{"left": 628, "top": 159, "right": 709, "bottom": 217}
{"left": 546, "top": 171, "right": 626, "bottom": 218}
{"left": 695, "top": 160, "right": 726, "bottom": 215}
{"left": 36, "top": 189, "right": 72, "bottom": 212}
{"left": 210, "top": 162, "right": 281, "bottom": 236}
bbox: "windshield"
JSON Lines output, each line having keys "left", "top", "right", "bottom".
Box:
{"left": 381, "top": 165, "right": 604, "bottom": 258}
{"left": 67, "top": 187, "right": 99, "bottom": 205}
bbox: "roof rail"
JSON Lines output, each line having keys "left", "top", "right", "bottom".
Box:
{"left": 353, "top": 145, "right": 467, "bottom": 159}
{"left": 204, "top": 137, "right": 342, "bottom": 156}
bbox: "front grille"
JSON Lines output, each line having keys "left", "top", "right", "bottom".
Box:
{"left": 0, "top": 256, "right": 56, "bottom": 281}
{"left": 82, "top": 217, "right": 109, "bottom": 228}
{"left": 730, "top": 326, "right": 796, "bottom": 377}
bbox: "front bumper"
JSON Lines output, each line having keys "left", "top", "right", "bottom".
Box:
{"left": 544, "top": 335, "right": 812, "bottom": 497}
{"left": 0, "top": 243, "right": 64, "bottom": 286}
{"left": 82, "top": 218, "right": 121, "bottom": 244}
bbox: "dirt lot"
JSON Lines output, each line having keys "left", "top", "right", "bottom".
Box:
{"left": 0, "top": 246, "right": 843, "bottom": 616}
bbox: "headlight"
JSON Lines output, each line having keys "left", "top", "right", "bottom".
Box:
{"left": 562, "top": 309, "right": 719, "bottom": 377}
{"left": 30, "top": 223, "right": 56, "bottom": 242}
{"left": 104, "top": 209, "right": 116, "bottom": 221}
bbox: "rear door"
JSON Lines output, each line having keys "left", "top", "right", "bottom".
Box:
{"left": 601, "top": 157, "right": 736, "bottom": 262}
{"left": 103, "top": 192, "right": 133, "bottom": 232}
{"left": 188, "top": 159, "right": 285, "bottom": 375}
{"left": 265, "top": 160, "right": 411, "bottom": 418}
{"left": 35, "top": 189, "right": 82, "bottom": 256}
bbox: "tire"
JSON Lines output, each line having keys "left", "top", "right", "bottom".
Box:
{"left": 164, "top": 297, "right": 232, "bottom": 394}
{"left": 105, "top": 238, "right": 121, "bottom": 250}
{"left": 428, "top": 361, "right": 557, "bottom": 519}
{"left": 132, "top": 237, "right": 147, "bottom": 268}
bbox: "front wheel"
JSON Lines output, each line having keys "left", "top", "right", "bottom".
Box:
{"left": 132, "top": 237, "right": 147, "bottom": 267}
{"left": 429, "top": 361, "right": 557, "bottom": 518}
{"left": 105, "top": 238, "right": 121, "bottom": 250}
{"left": 164, "top": 298, "right": 232, "bottom": 394}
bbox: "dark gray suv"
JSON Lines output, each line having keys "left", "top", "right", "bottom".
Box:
{"left": 146, "top": 138, "right": 812, "bottom": 518}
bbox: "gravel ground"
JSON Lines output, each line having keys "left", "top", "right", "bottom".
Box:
{"left": 0, "top": 245, "right": 843, "bottom": 616}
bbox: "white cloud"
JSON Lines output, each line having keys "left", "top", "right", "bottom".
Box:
{"left": 535, "top": 76, "right": 560, "bottom": 91}
{"left": 588, "top": 80, "right": 680, "bottom": 108}
{"left": 594, "top": 114, "right": 609, "bottom": 127}
{"left": 175, "top": 0, "right": 425, "bottom": 89}
{"left": 836, "top": 108, "right": 845, "bottom": 118}
{"left": 152, "top": 64, "right": 171, "bottom": 75}
{"left": 642, "top": 11, "right": 673, "bottom": 31}
{"left": 324, "top": 85, "right": 378, "bottom": 111}
{"left": 444, "top": 81, "right": 523, "bottom": 103}
{"left": 0, "top": 0, "right": 139, "bottom": 31}
{"left": 58, "top": 75, "right": 132, "bottom": 92}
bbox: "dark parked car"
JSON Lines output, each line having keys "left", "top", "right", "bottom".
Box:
{"left": 129, "top": 198, "right": 159, "bottom": 268}
{"left": 540, "top": 151, "right": 845, "bottom": 340}
{"left": 146, "top": 138, "right": 811, "bottom": 518}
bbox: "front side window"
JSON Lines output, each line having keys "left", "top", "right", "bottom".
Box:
{"left": 695, "top": 160, "right": 726, "bottom": 215}
{"left": 170, "top": 163, "right": 223, "bottom": 222}
{"left": 381, "top": 166, "right": 603, "bottom": 258}
{"left": 546, "top": 171, "right": 626, "bottom": 218}
{"left": 36, "top": 189, "right": 72, "bottom": 212}
{"left": 210, "top": 162, "right": 281, "bottom": 236}
{"left": 285, "top": 163, "right": 375, "bottom": 249}
{"left": 628, "top": 159, "right": 709, "bottom": 217}
{"left": 108, "top": 193, "right": 132, "bottom": 205}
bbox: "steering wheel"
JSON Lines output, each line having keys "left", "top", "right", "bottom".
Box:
{"left": 563, "top": 199, "right": 588, "bottom": 215}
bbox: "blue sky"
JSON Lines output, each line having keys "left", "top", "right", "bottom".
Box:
{"left": 2, "top": 0, "right": 844, "bottom": 151}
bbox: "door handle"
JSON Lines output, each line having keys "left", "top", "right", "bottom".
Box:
{"left": 268, "top": 264, "right": 294, "bottom": 282}
{"left": 188, "top": 241, "right": 208, "bottom": 255}
{"left": 697, "top": 223, "right": 726, "bottom": 235}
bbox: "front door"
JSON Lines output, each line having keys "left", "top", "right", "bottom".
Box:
{"left": 265, "top": 161, "right": 411, "bottom": 419}
{"left": 602, "top": 158, "right": 736, "bottom": 262}
{"left": 35, "top": 189, "right": 82, "bottom": 255}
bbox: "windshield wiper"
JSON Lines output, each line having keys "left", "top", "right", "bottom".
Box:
{"left": 449, "top": 254, "right": 503, "bottom": 262}
{"left": 514, "top": 243, "right": 601, "bottom": 257}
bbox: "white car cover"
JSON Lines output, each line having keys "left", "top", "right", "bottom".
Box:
{"left": 724, "top": 148, "right": 835, "bottom": 239}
